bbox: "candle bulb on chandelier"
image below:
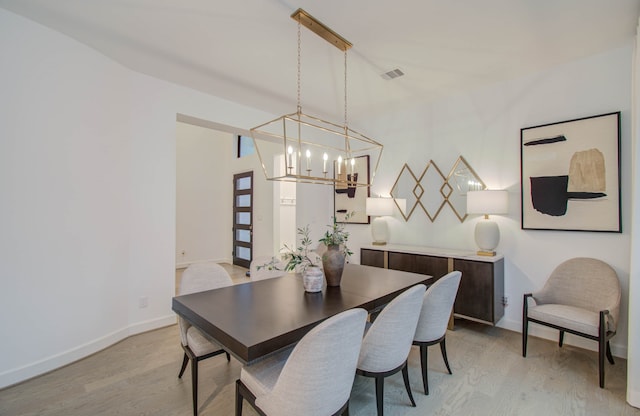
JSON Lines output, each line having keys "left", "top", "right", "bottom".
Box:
{"left": 337, "top": 155, "right": 342, "bottom": 175}
{"left": 287, "top": 146, "right": 293, "bottom": 168}
{"left": 350, "top": 157, "right": 355, "bottom": 174}
{"left": 306, "top": 149, "right": 311, "bottom": 171}
{"left": 323, "top": 152, "right": 328, "bottom": 173}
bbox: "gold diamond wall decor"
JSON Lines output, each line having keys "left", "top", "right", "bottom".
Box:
{"left": 391, "top": 156, "right": 486, "bottom": 222}
{"left": 417, "top": 160, "right": 447, "bottom": 222}
{"left": 446, "top": 156, "right": 486, "bottom": 222}
{"left": 390, "top": 163, "right": 421, "bottom": 221}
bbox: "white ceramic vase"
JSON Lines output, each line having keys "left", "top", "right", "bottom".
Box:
{"left": 302, "top": 266, "right": 324, "bottom": 292}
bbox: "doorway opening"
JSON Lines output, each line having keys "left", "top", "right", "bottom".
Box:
{"left": 175, "top": 114, "right": 295, "bottom": 276}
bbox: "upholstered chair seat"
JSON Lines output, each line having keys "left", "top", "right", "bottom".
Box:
{"left": 185, "top": 326, "right": 226, "bottom": 356}
{"left": 527, "top": 304, "right": 603, "bottom": 337}
{"left": 239, "top": 347, "right": 293, "bottom": 399}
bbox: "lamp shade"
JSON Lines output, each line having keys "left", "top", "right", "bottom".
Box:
{"left": 366, "top": 197, "right": 394, "bottom": 217}
{"left": 394, "top": 198, "right": 406, "bottom": 215}
{"left": 466, "top": 190, "right": 508, "bottom": 215}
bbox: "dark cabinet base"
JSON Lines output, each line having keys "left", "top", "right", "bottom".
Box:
{"left": 361, "top": 247, "right": 504, "bottom": 325}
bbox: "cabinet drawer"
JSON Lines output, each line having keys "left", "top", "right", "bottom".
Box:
{"left": 388, "top": 252, "right": 448, "bottom": 280}
{"left": 453, "top": 258, "right": 504, "bottom": 324}
{"left": 361, "top": 248, "right": 385, "bottom": 268}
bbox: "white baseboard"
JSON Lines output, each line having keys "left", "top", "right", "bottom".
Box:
{"left": 0, "top": 315, "right": 176, "bottom": 389}
{"left": 497, "top": 317, "right": 627, "bottom": 359}
{"left": 628, "top": 389, "right": 640, "bottom": 408}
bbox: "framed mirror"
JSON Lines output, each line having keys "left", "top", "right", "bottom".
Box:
{"left": 390, "top": 164, "right": 420, "bottom": 221}
{"left": 417, "top": 160, "right": 447, "bottom": 222}
{"left": 445, "top": 156, "right": 486, "bottom": 222}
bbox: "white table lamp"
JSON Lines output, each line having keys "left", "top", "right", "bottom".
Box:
{"left": 366, "top": 197, "right": 394, "bottom": 245}
{"left": 467, "top": 190, "right": 508, "bottom": 256}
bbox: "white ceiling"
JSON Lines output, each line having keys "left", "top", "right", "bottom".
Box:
{"left": 2, "top": 0, "right": 639, "bottom": 124}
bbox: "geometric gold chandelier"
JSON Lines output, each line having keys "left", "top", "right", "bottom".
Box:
{"left": 250, "top": 8, "right": 383, "bottom": 187}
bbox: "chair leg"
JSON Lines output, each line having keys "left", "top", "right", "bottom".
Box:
{"left": 522, "top": 294, "right": 529, "bottom": 357}
{"left": 375, "top": 376, "right": 384, "bottom": 416}
{"left": 178, "top": 353, "right": 189, "bottom": 378}
{"left": 401, "top": 363, "right": 416, "bottom": 407}
{"left": 606, "top": 341, "right": 615, "bottom": 365}
{"left": 599, "top": 311, "right": 606, "bottom": 388}
{"left": 440, "top": 338, "right": 452, "bottom": 375}
{"left": 226, "top": 351, "right": 231, "bottom": 362}
{"left": 235, "top": 379, "right": 243, "bottom": 416}
{"left": 599, "top": 340, "right": 605, "bottom": 388}
{"left": 191, "top": 358, "right": 199, "bottom": 415}
{"left": 522, "top": 320, "right": 528, "bottom": 357}
{"left": 419, "top": 344, "right": 429, "bottom": 395}
{"left": 559, "top": 331, "right": 565, "bottom": 347}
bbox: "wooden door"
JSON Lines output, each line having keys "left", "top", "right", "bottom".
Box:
{"left": 233, "top": 171, "right": 253, "bottom": 268}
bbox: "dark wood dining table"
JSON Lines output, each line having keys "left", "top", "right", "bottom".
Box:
{"left": 172, "top": 263, "right": 432, "bottom": 364}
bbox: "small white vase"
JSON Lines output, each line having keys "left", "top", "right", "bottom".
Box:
{"left": 302, "top": 266, "right": 324, "bottom": 292}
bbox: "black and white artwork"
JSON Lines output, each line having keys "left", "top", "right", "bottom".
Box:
{"left": 333, "top": 155, "right": 370, "bottom": 224}
{"left": 520, "top": 112, "right": 621, "bottom": 232}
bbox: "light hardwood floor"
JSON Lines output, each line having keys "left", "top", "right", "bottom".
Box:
{"left": 2, "top": 264, "right": 638, "bottom": 416}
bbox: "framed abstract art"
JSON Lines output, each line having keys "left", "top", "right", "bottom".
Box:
{"left": 520, "top": 112, "right": 621, "bottom": 232}
{"left": 333, "top": 155, "right": 370, "bottom": 224}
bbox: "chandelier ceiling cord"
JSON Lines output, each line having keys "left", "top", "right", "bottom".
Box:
{"left": 250, "top": 8, "right": 383, "bottom": 186}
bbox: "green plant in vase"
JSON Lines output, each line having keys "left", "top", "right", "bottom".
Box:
{"left": 283, "top": 225, "right": 324, "bottom": 292}
{"left": 281, "top": 225, "right": 320, "bottom": 272}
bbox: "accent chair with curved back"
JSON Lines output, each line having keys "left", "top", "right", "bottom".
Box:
{"left": 413, "top": 271, "right": 462, "bottom": 395}
{"left": 356, "top": 284, "right": 427, "bottom": 416}
{"left": 235, "top": 308, "right": 368, "bottom": 416}
{"left": 177, "top": 262, "right": 234, "bottom": 415}
{"left": 522, "top": 257, "right": 621, "bottom": 388}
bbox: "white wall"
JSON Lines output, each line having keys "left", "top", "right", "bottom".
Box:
{"left": 341, "top": 43, "right": 633, "bottom": 358}
{"left": 626, "top": 19, "right": 640, "bottom": 408}
{"left": 0, "top": 9, "right": 276, "bottom": 388}
{"left": 176, "top": 124, "right": 233, "bottom": 266}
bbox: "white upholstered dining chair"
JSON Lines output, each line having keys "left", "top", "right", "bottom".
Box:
{"left": 413, "top": 271, "right": 462, "bottom": 395}
{"left": 235, "top": 308, "right": 367, "bottom": 416}
{"left": 356, "top": 284, "right": 426, "bottom": 416}
{"left": 522, "top": 257, "right": 621, "bottom": 388}
{"left": 177, "top": 262, "right": 233, "bottom": 416}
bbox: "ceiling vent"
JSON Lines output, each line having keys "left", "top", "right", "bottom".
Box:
{"left": 381, "top": 68, "right": 404, "bottom": 80}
